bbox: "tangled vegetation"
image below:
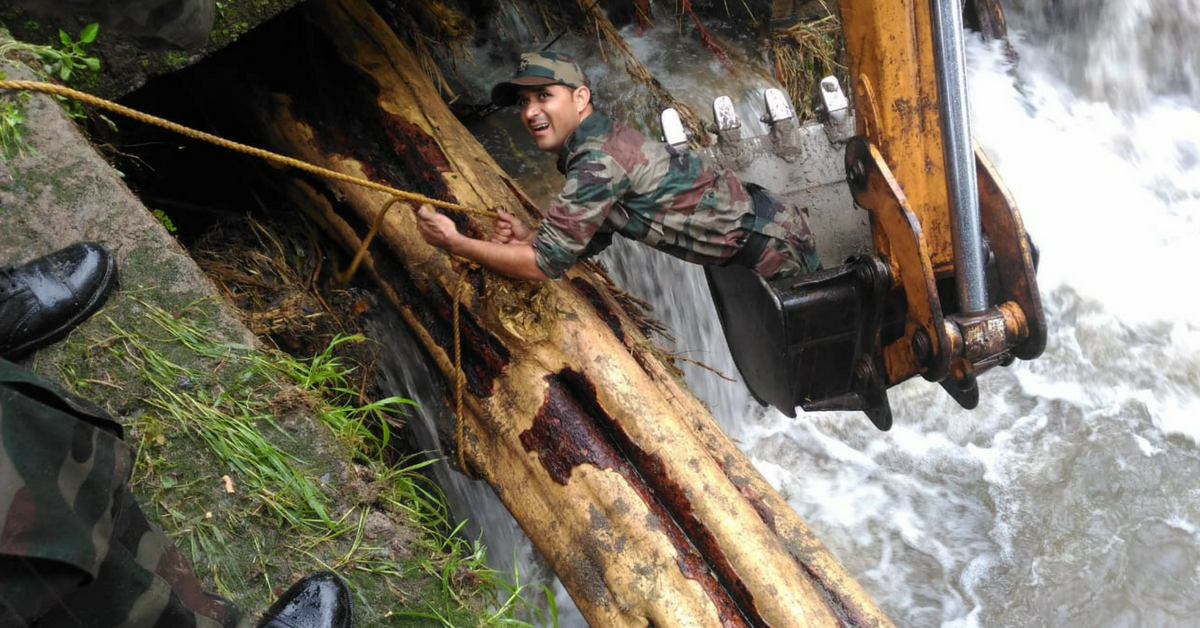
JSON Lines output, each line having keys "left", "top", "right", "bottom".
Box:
{"left": 767, "top": 11, "right": 845, "bottom": 120}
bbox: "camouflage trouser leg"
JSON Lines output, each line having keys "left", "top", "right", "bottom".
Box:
{"left": 743, "top": 184, "right": 823, "bottom": 280}
{"left": 0, "top": 555, "right": 89, "bottom": 623}
{"left": 0, "top": 359, "right": 245, "bottom": 628}
{"left": 105, "top": 0, "right": 216, "bottom": 50}
{"left": 1, "top": 494, "right": 245, "bottom": 628}
{"left": 753, "top": 230, "right": 821, "bottom": 280}
{"left": 35, "top": 496, "right": 246, "bottom": 628}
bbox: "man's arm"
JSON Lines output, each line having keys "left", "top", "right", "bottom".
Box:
{"left": 415, "top": 206, "right": 550, "bottom": 281}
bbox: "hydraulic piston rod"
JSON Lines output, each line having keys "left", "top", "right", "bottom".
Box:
{"left": 930, "top": 0, "right": 988, "bottom": 314}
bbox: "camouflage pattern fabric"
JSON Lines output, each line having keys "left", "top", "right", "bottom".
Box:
{"left": 0, "top": 359, "right": 244, "bottom": 628}
{"left": 740, "top": 183, "right": 822, "bottom": 280}
{"left": 532, "top": 113, "right": 820, "bottom": 280}
{"left": 491, "top": 51, "right": 589, "bottom": 107}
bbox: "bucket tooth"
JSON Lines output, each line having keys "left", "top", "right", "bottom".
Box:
{"left": 660, "top": 108, "right": 688, "bottom": 148}
{"left": 760, "top": 88, "right": 801, "bottom": 159}
{"left": 817, "top": 76, "right": 854, "bottom": 143}
{"left": 710, "top": 95, "right": 742, "bottom": 144}
{"left": 760, "top": 88, "right": 795, "bottom": 126}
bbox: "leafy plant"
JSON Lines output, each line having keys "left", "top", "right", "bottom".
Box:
{"left": 0, "top": 26, "right": 104, "bottom": 122}
{"left": 0, "top": 23, "right": 101, "bottom": 83}
{"left": 46, "top": 23, "right": 101, "bottom": 81}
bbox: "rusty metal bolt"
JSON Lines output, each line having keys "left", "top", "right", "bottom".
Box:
{"left": 847, "top": 160, "right": 868, "bottom": 188}
{"left": 911, "top": 328, "right": 932, "bottom": 363}
{"left": 854, "top": 358, "right": 873, "bottom": 381}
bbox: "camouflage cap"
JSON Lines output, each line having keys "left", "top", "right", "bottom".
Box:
{"left": 491, "top": 51, "right": 589, "bottom": 107}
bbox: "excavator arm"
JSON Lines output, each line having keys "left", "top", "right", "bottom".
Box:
{"left": 700, "top": 0, "right": 1045, "bottom": 428}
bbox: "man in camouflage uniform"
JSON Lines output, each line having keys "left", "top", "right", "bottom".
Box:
{"left": 415, "top": 51, "right": 821, "bottom": 282}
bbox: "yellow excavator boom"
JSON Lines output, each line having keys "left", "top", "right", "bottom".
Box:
{"left": 706, "top": 0, "right": 1045, "bottom": 427}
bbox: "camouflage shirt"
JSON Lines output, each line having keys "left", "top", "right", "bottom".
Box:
{"left": 532, "top": 113, "right": 758, "bottom": 279}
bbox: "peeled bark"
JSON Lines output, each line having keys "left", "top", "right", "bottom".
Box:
{"left": 257, "top": 0, "right": 896, "bottom": 625}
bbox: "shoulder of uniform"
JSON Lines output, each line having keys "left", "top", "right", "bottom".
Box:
{"left": 577, "top": 112, "right": 615, "bottom": 139}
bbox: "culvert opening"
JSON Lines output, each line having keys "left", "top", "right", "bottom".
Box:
{"left": 94, "top": 7, "right": 365, "bottom": 241}
{"left": 85, "top": 3, "right": 462, "bottom": 464}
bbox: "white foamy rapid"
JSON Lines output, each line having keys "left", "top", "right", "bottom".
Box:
{"left": 384, "top": 3, "right": 1200, "bottom": 625}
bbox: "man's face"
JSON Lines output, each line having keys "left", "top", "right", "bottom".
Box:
{"left": 516, "top": 84, "right": 590, "bottom": 153}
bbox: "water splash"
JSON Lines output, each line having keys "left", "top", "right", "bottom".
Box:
{"left": 1003, "top": 0, "right": 1200, "bottom": 109}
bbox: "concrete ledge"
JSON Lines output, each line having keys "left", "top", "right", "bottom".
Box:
{"left": 0, "top": 62, "right": 257, "bottom": 356}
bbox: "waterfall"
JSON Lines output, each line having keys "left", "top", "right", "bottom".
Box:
{"left": 375, "top": 2, "right": 1200, "bottom": 625}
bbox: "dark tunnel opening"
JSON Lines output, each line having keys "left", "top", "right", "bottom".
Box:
{"left": 84, "top": 2, "right": 455, "bottom": 467}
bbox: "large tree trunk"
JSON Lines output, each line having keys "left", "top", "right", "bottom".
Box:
{"left": 256, "top": 0, "right": 895, "bottom": 625}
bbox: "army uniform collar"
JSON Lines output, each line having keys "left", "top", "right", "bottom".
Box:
{"left": 556, "top": 112, "right": 611, "bottom": 174}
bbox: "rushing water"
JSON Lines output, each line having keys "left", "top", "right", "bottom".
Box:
{"left": 377, "top": 2, "right": 1200, "bottom": 626}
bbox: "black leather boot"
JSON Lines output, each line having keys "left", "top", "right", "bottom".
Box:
{"left": 256, "top": 571, "right": 353, "bottom": 628}
{"left": 0, "top": 242, "right": 118, "bottom": 360}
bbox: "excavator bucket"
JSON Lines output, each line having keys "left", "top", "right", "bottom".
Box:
{"left": 679, "top": 0, "right": 1046, "bottom": 428}
{"left": 681, "top": 83, "right": 899, "bottom": 429}
{"left": 706, "top": 260, "right": 896, "bottom": 430}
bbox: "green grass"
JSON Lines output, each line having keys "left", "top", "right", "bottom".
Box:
{"left": 73, "top": 297, "right": 557, "bottom": 626}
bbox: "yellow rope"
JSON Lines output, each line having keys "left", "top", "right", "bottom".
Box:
{"left": 0, "top": 80, "right": 494, "bottom": 217}
{"left": 452, "top": 278, "right": 475, "bottom": 478}
{"left": 0, "top": 79, "right": 483, "bottom": 476}
{"left": 334, "top": 195, "right": 404, "bottom": 284}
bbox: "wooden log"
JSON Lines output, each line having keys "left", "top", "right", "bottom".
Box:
{"left": 255, "top": 0, "right": 897, "bottom": 625}
{"left": 964, "top": 0, "right": 1009, "bottom": 41}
